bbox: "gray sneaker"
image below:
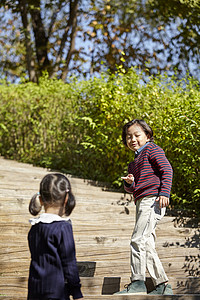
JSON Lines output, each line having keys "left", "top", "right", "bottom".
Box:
{"left": 114, "top": 280, "right": 147, "bottom": 295}
{"left": 148, "top": 283, "right": 173, "bottom": 295}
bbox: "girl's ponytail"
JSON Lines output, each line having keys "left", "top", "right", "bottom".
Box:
{"left": 29, "top": 193, "right": 42, "bottom": 216}
{"left": 65, "top": 190, "right": 76, "bottom": 216}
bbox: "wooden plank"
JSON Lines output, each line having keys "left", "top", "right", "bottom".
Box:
{"left": 1, "top": 276, "right": 200, "bottom": 296}
{"left": 1, "top": 297, "right": 200, "bottom": 300}
{"left": 84, "top": 296, "right": 200, "bottom": 300}
{"left": 0, "top": 245, "right": 199, "bottom": 277}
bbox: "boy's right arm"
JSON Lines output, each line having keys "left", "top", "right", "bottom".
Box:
{"left": 121, "top": 173, "right": 134, "bottom": 184}
{"left": 121, "top": 174, "right": 135, "bottom": 193}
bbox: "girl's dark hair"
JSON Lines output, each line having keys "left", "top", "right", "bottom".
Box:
{"left": 122, "top": 119, "right": 154, "bottom": 146}
{"left": 29, "top": 173, "right": 75, "bottom": 216}
{"left": 29, "top": 193, "right": 41, "bottom": 216}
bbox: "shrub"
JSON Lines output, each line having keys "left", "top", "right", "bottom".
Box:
{"left": 0, "top": 70, "right": 199, "bottom": 212}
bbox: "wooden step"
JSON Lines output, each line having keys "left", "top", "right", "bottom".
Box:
{"left": 1, "top": 296, "right": 200, "bottom": 300}
{"left": 0, "top": 275, "right": 200, "bottom": 296}
{"left": 82, "top": 296, "right": 200, "bottom": 300}
{"left": 0, "top": 257, "right": 199, "bottom": 280}
{"left": 80, "top": 276, "right": 200, "bottom": 295}
{"left": 0, "top": 156, "right": 200, "bottom": 297}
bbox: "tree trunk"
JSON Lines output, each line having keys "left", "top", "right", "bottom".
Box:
{"left": 18, "top": 0, "right": 37, "bottom": 82}
{"left": 29, "top": 0, "right": 50, "bottom": 74}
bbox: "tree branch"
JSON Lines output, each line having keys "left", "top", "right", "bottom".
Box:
{"left": 47, "top": 0, "right": 64, "bottom": 39}
{"left": 61, "top": 0, "right": 79, "bottom": 81}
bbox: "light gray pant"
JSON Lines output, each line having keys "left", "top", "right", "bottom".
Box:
{"left": 130, "top": 195, "right": 168, "bottom": 286}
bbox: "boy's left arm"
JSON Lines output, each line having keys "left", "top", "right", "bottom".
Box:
{"left": 156, "top": 195, "right": 169, "bottom": 208}
{"left": 149, "top": 146, "right": 173, "bottom": 208}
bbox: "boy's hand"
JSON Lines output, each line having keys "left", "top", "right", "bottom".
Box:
{"left": 156, "top": 196, "right": 169, "bottom": 208}
{"left": 121, "top": 174, "right": 134, "bottom": 184}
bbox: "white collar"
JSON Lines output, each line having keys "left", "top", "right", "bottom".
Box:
{"left": 29, "top": 213, "right": 70, "bottom": 225}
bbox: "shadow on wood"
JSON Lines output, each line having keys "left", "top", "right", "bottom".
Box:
{"left": 78, "top": 261, "right": 96, "bottom": 277}
{"left": 176, "top": 278, "right": 200, "bottom": 294}
{"left": 102, "top": 277, "right": 121, "bottom": 294}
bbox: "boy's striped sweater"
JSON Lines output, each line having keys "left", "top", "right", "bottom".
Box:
{"left": 124, "top": 142, "right": 173, "bottom": 202}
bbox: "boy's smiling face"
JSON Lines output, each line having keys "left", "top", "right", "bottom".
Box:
{"left": 126, "top": 124, "right": 150, "bottom": 152}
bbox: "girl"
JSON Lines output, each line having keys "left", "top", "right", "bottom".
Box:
{"left": 116, "top": 119, "right": 173, "bottom": 295}
{"left": 28, "top": 173, "right": 83, "bottom": 300}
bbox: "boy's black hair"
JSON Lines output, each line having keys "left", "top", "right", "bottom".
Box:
{"left": 122, "top": 119, "right": 154, "bottom": 146}
{"left": 29, "top": 173, "right": 75, "bottom": 216}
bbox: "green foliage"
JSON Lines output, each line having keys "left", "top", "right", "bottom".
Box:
{"left": 0, "top": 75, "right": 76, "bottom": 168}
{"left": 0, "top": 70, "right": 199, "bottom": 212}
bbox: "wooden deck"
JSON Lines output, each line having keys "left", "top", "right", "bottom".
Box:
{"left": 0, "top": 156, "right": 199, "bottom": 299}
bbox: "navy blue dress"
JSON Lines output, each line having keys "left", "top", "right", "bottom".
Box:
{"left": 28, "top": 218, "right": 83, "bottom": 300}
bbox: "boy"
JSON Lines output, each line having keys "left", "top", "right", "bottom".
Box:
{"left": 116, "top": 119, "right": 173, "bottom": 295}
